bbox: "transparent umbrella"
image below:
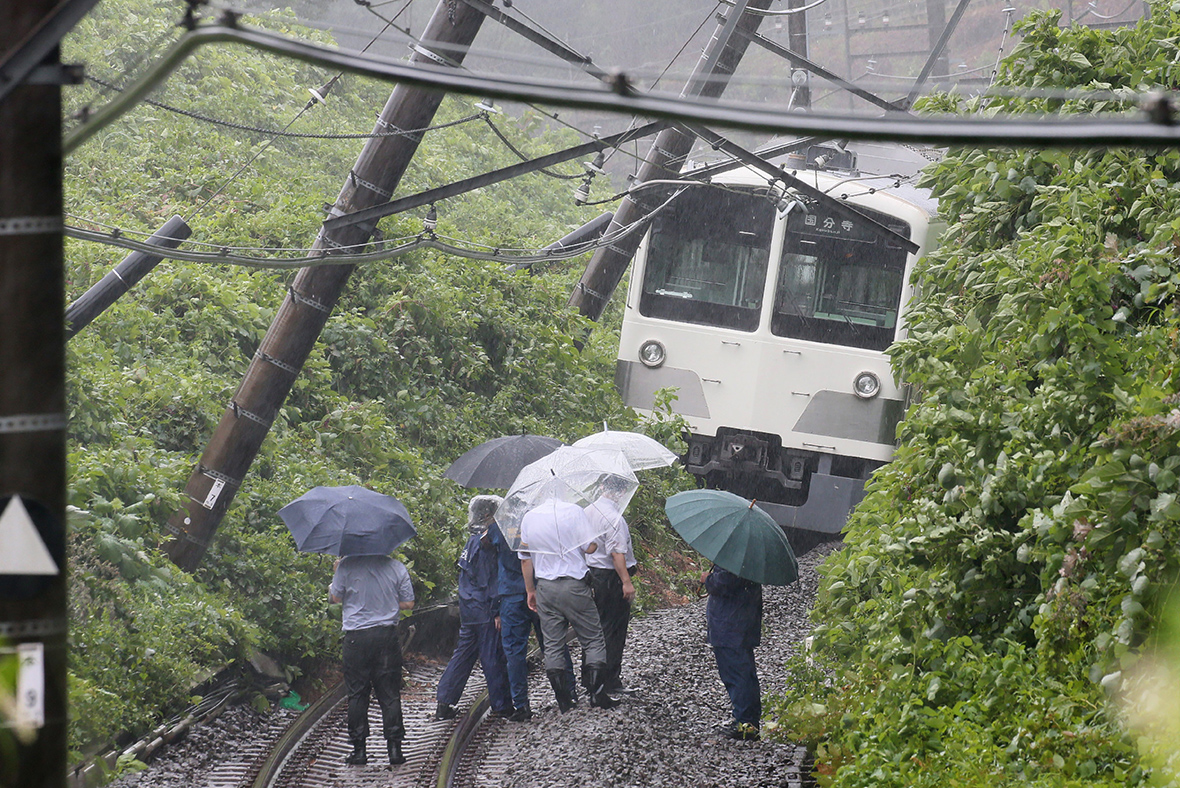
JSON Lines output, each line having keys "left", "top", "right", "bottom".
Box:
{"left": 496, "top": 446, "right": 638, "bottom": 555}
{"left": 572, "top": 429, "right": 678, "bottom": 471}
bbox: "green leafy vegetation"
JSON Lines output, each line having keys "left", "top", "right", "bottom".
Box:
{"left": 61, "top": 0, "right": 696, "bottom": 759}
{"left": 768, "top": 5, "right": 1180, "bottom": 786}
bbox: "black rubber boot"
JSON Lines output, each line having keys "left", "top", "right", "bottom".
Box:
{"left": 547, "top": 668, "right": 576, "bottom": 713}
{"left": 588, "top": 667, "right": 621, "bottom": 709}
{"left": 345, "top": 741, "right": 367, "bottom": 765}
{"left": 388, "top": 740, "right": 406, "bottom": 765}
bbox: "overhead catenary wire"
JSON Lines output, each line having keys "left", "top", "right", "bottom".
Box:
{"left": 63, "top": 20, "right": 1180, "bottom": 159}
{"left": 81, "top": 74, "right": 485, "bottom": 140}
{"left": 64, "top": 1, "right": 1165, "bottom": 274}
{"left": 1078, "top": 0, "right": 1140, "bottom": 21}
{"left": 719, "top": 0, "right": 833, "bottom": 15}
{"left": 186, "top": 1, "right": 421, "bottom": 221}
{"left": 64, "top": 185, "right": 690, "bottom": 269}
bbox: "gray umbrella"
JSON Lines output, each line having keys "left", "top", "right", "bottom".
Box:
{"left": 278, "top": 485, "right": 416, "bottom": 556}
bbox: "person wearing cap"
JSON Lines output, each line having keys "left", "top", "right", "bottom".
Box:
{"left": 703, "top": 563, "right": 763, "bottom": 741}
{"left": 519, "top": 499, "right": 620, "bottom": 712}
{"left": 330, "top": 553, "right": 415, "bottom": 766}
{"left": 434, "top": 495, "right": 513, "bottom": 721}
{"left": 584, "top": 477, "right": 637, "bottom": 695}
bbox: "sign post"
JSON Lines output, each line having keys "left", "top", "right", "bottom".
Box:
{"left": 0, "top": 1, "right": 69, "bottom": 786}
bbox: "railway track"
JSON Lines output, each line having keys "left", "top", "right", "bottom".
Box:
{"left": 200, "top": 661, "right": 506, "bottom": 788}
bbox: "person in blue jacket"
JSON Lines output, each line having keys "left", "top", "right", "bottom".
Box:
{"left": 434, "top": 495, "right": 513, "bottom": 720}
{"left": 488, "top": 501, "right": 577, "bottom": 721}
{"left": 703, "top": 563, "right": 763, "bottom": 741}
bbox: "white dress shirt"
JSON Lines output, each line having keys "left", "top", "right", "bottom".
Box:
{"left": 518, "top": 500, "right": 595, "bottom": 580}
{"left": 584, "top": 497, "right": 635, "bottom": 570}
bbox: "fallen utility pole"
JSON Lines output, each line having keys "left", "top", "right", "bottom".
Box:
{"left": 65, "top": 214, "right": 191, "bottom": 339}
{"left": 567, "top": 0, "right": 774, "bottom": 322}
{"left": 0, "top": 1, "right": 69, "bottom": 786}
{"left": 162, "top": 0, "right": 488, "bottom": 571}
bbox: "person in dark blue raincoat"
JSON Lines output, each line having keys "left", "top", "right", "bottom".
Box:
{"left": 435, "top": 496, "right": 513, "bottom": 720}
{"left": 488, "top": 502, "right": 577, "bottom": 721}
{"left": 704, "top": 563, "right": 763, "bottom": 741}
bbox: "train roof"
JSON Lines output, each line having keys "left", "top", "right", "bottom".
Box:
{"left": 682, "top": 140, "right": 941, "bottom": 218}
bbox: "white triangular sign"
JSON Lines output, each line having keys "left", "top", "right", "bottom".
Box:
{"left": 0, "top": 496, "right": 59, "bottom": 575}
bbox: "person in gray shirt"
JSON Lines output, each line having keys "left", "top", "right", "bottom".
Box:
{"left": 330, "top": 555, "right": 415, "bottom": 766}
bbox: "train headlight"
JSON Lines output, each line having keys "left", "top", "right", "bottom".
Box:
{"left": 853, "top": 371, "right": 881, "bottom": 399}
{"left": 638, "top": 340, "right": 666, "bottom": 368}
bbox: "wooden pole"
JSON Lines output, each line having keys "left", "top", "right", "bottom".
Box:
{"left": 567, "top": 0, "right": 773, "bottom": 321}
{"left": 0, "top": 1, "right": 68, "bottom": 785}
{"left": 163, "top": 0, "right": 487, "bottom": 571}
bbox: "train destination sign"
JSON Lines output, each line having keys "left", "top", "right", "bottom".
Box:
{"left": 787, "top": 207, "right": 909, "bottom": 246}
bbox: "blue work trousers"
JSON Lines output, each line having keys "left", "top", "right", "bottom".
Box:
{"left": 436, "top": 619, "right": 512, "bottom": 714}
{"left": 712, "top": 644, "right": 761, "bottom": 726}
{"left": 499, "top": 593, "right": 574, "bottom": 710}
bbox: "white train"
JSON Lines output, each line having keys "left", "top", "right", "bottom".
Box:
{"left": 615, "top": 143, "right": 942, "bottom": 546}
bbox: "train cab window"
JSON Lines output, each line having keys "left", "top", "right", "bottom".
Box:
{"left": 771, "top": 205, "right": 909, "bottom": 351}
{"left": 639, "top": 187, "right": 773, "bottom": 332}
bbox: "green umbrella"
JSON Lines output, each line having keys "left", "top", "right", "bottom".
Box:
{"left": 665, "top": 489, "right": 799, "bottom": 586}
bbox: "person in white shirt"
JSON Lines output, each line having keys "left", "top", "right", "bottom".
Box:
{"left": 519, "top": 499, "right": 620, "bottom": 712}
{"left": 584, "top": 478, "right": 637, "bottom": 694}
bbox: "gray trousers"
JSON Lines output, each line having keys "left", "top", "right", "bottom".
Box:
{"left": 535, "top": 576, "right": 607, "bottom": 671}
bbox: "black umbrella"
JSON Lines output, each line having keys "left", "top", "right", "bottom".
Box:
{"left": 443, "top": 433, "right": 564, "bottom": 489}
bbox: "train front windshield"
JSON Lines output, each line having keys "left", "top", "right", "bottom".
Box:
{"left": 773, "top": 205, "right": 910, "bottom": 351}
{"left": 640, "top": 187, "right": 910, "bottom": 349}
{"left": 639, "top": 188, "right": 773, "bottom": 332}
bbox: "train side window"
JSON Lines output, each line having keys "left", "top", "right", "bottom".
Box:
{"left": 639, "top": 188, "right": 773, "bottom": 332}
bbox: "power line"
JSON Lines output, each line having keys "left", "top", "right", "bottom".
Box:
{"left": 81, "top": 74, "right": 484, "bottom": 140}
{"left": 63, "top": 185, "right": 683, "bottom": 268}
{"left": 62, "top": 20, "right": 1180, "bottom": 155}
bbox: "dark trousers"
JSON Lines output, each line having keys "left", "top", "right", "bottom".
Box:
{"left": 712, "top": 644, "right": 761, "bottom": 726}
{"left": 436, "top": 619, "right": 513, "bottom": 713}
{"left": 588, "top": 567, "right": 631, "bottom": 687}
{"left": 342, "top": 624, "right": 405, "bottom": 743}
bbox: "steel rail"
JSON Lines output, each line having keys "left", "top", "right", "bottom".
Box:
{"left": 63, "top": 19, "right": 1180, "bottom": 156}
{"left": 436, "top": 691, "right": 491, "bottom": 788}
{"left": 250, "top": 682, "right": 348, "bottom": 788}
{"left": 241, "top": 680, "right": 492, "bottom": 788}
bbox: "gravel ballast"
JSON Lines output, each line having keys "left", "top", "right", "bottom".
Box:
{"left": 109, "top": 541, "right": 838, "bottom": 788}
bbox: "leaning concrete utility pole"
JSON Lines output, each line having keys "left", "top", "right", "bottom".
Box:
{"left": 0, "top": 0, "right": 74, "bottom": 785}
{"left": 567, "top": 0, "right": 772, "bottom": 321}
{"left": 163, "top": 0, "right": 487, "bottom": 571}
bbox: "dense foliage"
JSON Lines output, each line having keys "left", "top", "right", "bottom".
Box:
{"left": 770, "top": 6, "right": 1180, "bottom": 786}
{"left": 58, "top": 0, "right": 695, "bottom": 758}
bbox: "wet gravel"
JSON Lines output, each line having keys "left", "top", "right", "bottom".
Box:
{"left": 109, "top": 541, "right": 838, "bottom": 788}
{"left": 470, "top": 541, "right": 837, "bottom": 788}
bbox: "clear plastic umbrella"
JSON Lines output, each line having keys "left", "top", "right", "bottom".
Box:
{"left": 572, "top": 429, "right": 678, "bottom": 471}
{"left": 496, "top": 446, "right": 638, "bottom": 555}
